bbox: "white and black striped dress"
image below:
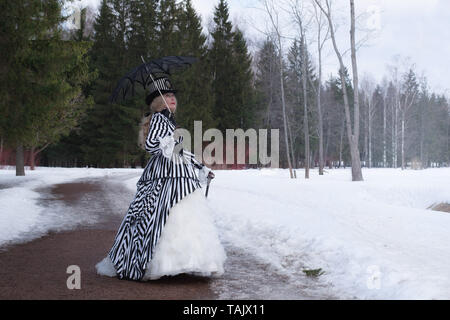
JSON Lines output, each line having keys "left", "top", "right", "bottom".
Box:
{"left": 106, "top": 110, "right": 207, "bottom": 281}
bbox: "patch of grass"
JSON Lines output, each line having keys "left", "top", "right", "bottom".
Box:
{"left": 302, "top": 268, "right": 325, "bottom": 278}
{"left": 429, "top": 203, "right": 450, "bottom": 213}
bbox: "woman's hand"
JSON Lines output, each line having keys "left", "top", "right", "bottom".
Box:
{"left": 198, "top": 165, "right": 214, "bottom": 184}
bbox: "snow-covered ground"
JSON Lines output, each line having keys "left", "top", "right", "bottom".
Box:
{"left": 1, "top": 166, "right": 449, "bottom": 299}
{"left": 0, "top": 166, "right": 139, "bottom": 246}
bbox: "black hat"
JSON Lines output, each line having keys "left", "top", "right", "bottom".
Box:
{"left": 145, "top": 76, "right": 177, "bottom": 106}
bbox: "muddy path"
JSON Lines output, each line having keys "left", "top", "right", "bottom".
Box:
{"left": 0, "top": 174, "right": 214, "bottom": 300}
{"left": 0, "top": 173, "right": 334, "bottom": 300}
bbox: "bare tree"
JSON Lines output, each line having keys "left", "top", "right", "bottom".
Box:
{"left": 313, "top": 0, "right": 363, "bottom": 181}
{"left": 386, "top": 55, "right": 417, "bottom": 169}
{"left": 387, "top": 62, "right": 401, "bottom": 168}
{"left": 310, "top": 0, "right": 330, "bottom": 175}
{"left": 261, "top": 0, "right": 294, "bottom": 178}
{"left": 360, "top": 73, "right": 377, "bottom": 168}
{"left": 289, "top": 0, "right": 312, "bottom": 178}
{"left": 399, "top": 68, "right": 418, "bottom": 169}
{"left": 380, "top": 77, "right": 389, "bottom": 168}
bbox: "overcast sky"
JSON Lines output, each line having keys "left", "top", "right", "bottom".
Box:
{"left": 77, "top": 0, "right": 450, "bottom": 95}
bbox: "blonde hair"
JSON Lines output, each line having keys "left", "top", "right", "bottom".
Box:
{"left": 137, "top": 114, "right": 151, "bottom": 150}
{"left": 150, "top": 95, "right": 166, "bottom": 112}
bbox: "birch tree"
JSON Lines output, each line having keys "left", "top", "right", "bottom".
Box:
{"left": 313, "top": 0, "right": 363, "bottom": 181}
{"left": 360, "top": 73, "right": 377, "bottom": 168}
{"left": 399, "top": 69, "right": 419, "bottom": 169}
{"left": 310, "top": 0, "right": 330, "bottom": 174}
{"left": 289, "top": 0, "right": 312, "bottom": 178}
{"left": 380, "top": 77, "right": 389, "bottom": 167}
{"left": 261, "top": 0, "right": 294, "bottom": 178}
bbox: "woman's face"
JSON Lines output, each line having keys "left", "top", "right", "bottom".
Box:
{"left": 164, "top": 92, "right": 177, "bottom": 113}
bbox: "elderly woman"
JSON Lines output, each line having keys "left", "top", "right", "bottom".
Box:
{"left": 96, "top": 76, "right": 226, "bottom": 281}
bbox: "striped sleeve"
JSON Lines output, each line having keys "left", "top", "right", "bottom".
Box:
{"left": 145, "top": 114, "right": 172, "bottom": 156}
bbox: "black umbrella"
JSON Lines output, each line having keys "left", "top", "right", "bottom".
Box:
{"left": 109, "top": 55, "right": 197, "bottom": 103}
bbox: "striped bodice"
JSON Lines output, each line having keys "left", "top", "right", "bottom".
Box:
{"left": 138, "top": 111, "right": 204, "bottom": 183}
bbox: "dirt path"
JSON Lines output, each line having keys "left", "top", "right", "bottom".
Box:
{"left": 0, "top": 173, "right": 337, "bottom": 300}
{"left": 0, "top": 175, "right": 215, "bottom": 300}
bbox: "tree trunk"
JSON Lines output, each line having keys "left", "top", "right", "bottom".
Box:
{"left": 301, "top": 35, "right": 310, "bottom": 179}
{"left": 325, "top": 117, "right": 332, "bottom": 169}
{"left": 279, "top": 43, "right": 293, "bottom": 177}
{"left": 368, "top": 99, "right": 372, "bottom": 168}
{"left": 287, "top": 113, "right": 297, "bottom": 170}
{"left": 0, "top": 136, "right": 3, "bottom": 166}
{"left": 401, "top": 112, "right": 405, "bottom": 169}
{"left": 447, "top": 113, "right": 450, "bottom": 166}
{"left": 16, "top": 142, "right": 25, "bottom": 176}
{"left": 339, "top": 116, "right": 344, "bottom": 167}
{"left": 349, "top": 0, "right": 363, "bottom": 180}
{"left": 363, "top": 100, "right": 368, "bottom": 166}
{"left": 30, "top": 146, "right": 36, "bottom": 170}
{"left": 392, "top": 97, "right": 399, "bottom": 168}
{"left": 315, "top": 0, "right": 363, "bottom": 180}
{"left": 383, "top": 94, "right": 387, "bottom": 167}
{"left": 395, "top": 100, "right": 399, "bottom": 167}
{"left": 420, "top": 108, "right": 424, "bottom": 169}
{"left": 311, "top": 0, "right": 327, "bottom": 175}
{"left": 317, "top": 89, "right": 324, "bottom": 175}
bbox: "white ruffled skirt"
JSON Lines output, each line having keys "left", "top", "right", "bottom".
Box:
{"left": 96, "top": 187, "right": 226, "bottom": 280}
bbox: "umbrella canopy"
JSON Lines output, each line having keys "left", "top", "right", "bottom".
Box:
{"left": 110, "top": 56, "right": 197, "bottom": 103}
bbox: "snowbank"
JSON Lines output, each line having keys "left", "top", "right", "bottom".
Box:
{"left": 202, "top": 168, "right": 450, "bottom": 299}
{"left": 1, "top": 166, "right": 450, "bottom": 299}
{"left": 0, "top": 167, "right": 141, "bottom": 246}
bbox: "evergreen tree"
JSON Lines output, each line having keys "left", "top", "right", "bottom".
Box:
{"left": 231, "top": 27, "right": 255, "bottom": 130}
{"left": 209, "top": 0, "right": 254, "bottom": 132}
{"left": 128, "top": 0, "right": 158, "bottom": 67}
{"left": 0, "top": 0, "right": 94, "bottom": 174}
{"left": 156, "top": 0, "right": 181, "bottom": 56}
{"left": 76, "top": 0, "right": 117, "bottom": 167}
{"left": 286, "top": 39, "right": 318, "bottom": 162}
{"left": 254, "top": 39, "right": 281, "bottom": 129}
{"left": 325, "top": 72, "right": 354, "bottom": 166}
{"left": 209, "top": 0, "right": 236, "bottom": 132}
{"left": 86, "top": 0, "right": 141, "bottom": 168}
{"left": 172, "top": 0, "right": 215, "bottom": 135}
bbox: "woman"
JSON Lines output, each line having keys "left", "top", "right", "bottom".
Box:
{"left": 96, "top": 76, "right": 226, "bottom": 281}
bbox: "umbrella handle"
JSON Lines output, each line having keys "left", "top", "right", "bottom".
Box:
{"left": 205, "top": 176, "right": 212, "bottom": 198}
{"left": 140, "top": 55, "right": 172, "bottom": 114}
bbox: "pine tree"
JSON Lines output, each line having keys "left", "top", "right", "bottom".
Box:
{"left": 157, "top": 0, "right": 181, "bottom": 56}
{"left": 172, "top": 0, "right": 215, "bottom": 135}
{"left": 231, "top": 27, "right": 255, "bottom": 130}
{"left": 0, "top": 0, "right": 94, "bottom": 174}
{"left": 209, "top": 0, "right": 254, "bottom": 132}
{"left": 87, "top": 0, "right": 142, "bottom": 168}
{"left": 77, "top": 0, "right": 118, "bottom": 167}
{"left": 128, "top": 0, "right": 158, "bottom": 67}
{"left": 286, "top": 38, "right": 318, "bottom": 170}
{"left": 209, "top": 0, "right": 235, "bottom": 132}
{"left": 254, "top": 39, "right": 281, "bottom": 129}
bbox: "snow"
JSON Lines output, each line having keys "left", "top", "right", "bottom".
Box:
{"left": 1, "top": 166, "right": 450, "bottom": 299}
{"left": 0, "top": 166, "right": 138, "bottom": 246}
{"left": 206, "top": 168, "right": 450, "bottom": 299}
